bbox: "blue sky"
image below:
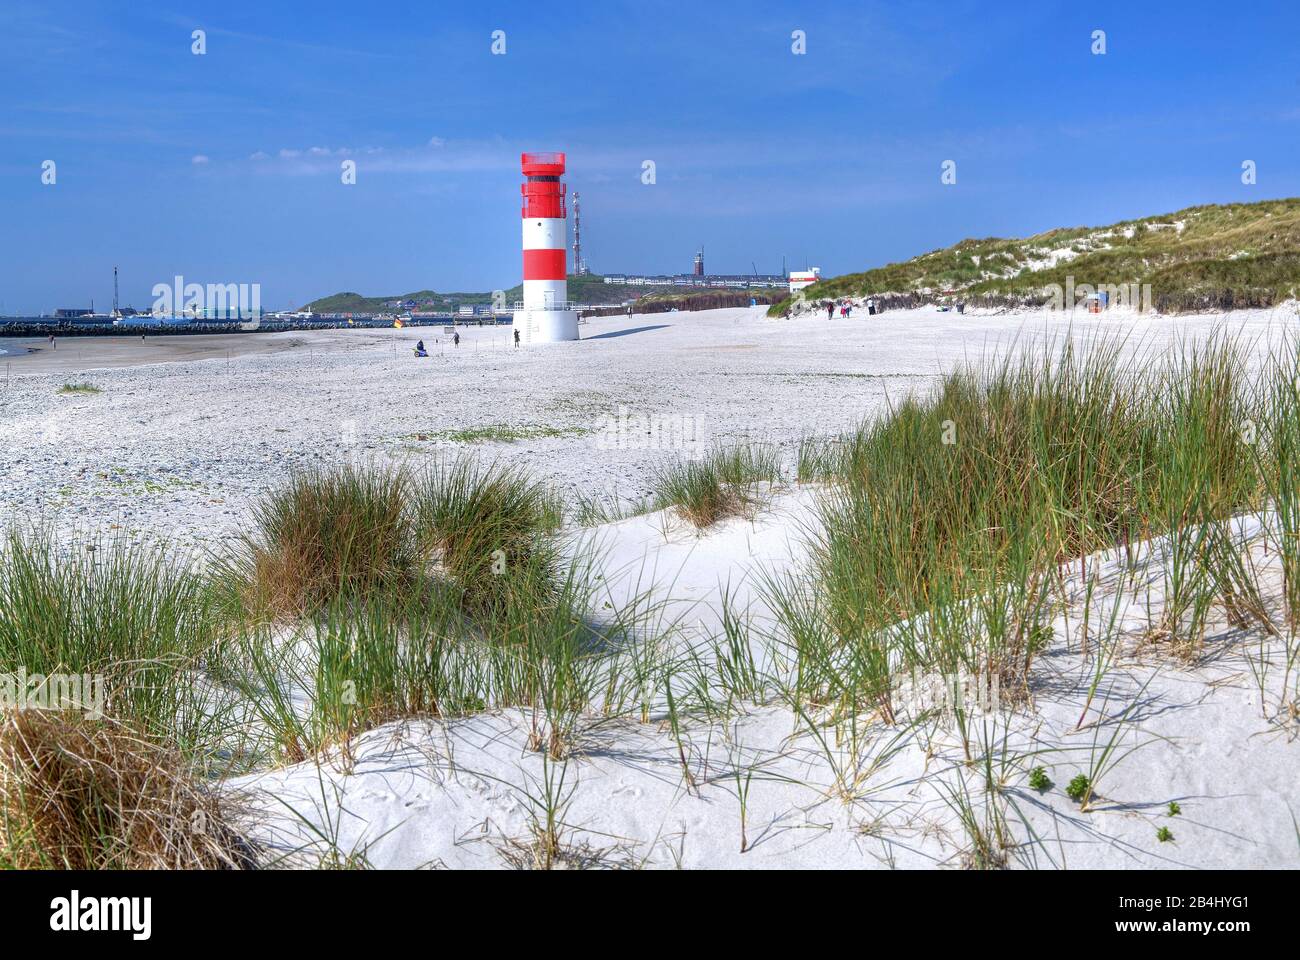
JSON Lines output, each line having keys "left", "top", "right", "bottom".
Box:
{"left": 2, "top": 0, "right": 1297, "bottom": 313}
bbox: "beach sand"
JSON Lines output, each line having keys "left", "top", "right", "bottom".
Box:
{"left": 4, "top": 304, "right": 1298, "bottom": 869}
{"left": 2, "top": 303, "right": 1293, "bottom": 544}
{"left": 228, "top": 499, "right": 1300, "bottom": 870}
{"left": 0, "top": 329, "right": 350, "bottom": 377}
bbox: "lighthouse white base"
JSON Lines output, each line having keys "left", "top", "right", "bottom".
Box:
{"left": 512, "top": 308, "right": 579, "bottom": 344}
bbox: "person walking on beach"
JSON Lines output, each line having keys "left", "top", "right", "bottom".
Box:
{"left": 825, "top": 301, "right": 834, "bottom": 321}
{"left": 453, "top": 331, "right": 460, "bottom": 347}
{"left": 513, "top": 329, "right": 520, "bottom": 348}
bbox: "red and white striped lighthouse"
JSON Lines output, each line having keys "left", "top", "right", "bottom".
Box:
{"left": 513, "top": 151, "right": 579, "bottom": 343}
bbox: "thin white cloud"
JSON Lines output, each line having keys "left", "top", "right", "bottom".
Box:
{"left": 191, "top": 154, "right": 209, "bottom": 165}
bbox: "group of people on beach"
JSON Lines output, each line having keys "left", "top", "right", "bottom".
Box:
{"left": 412, "top": 328, "right": 520, "bottom": 358}
{"left": 824, "top": 297, "right": 883, "bottom": 320}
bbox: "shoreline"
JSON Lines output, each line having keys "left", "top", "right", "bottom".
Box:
{"left": 0, "top": 330, "right": 354, "bottom": 376}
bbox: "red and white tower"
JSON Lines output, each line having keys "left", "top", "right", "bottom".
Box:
{"left": 513, "top": 151, "right": 579, "bottom": 343}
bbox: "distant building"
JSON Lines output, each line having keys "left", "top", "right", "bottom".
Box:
{"left": 789, "top": 268, "right": 821, "bottom": 293}
{"left": 693, "top": 249, "right": 704, "bottom": 276}
{"left": 601, "top": 273, "right": 787, "bottom": 289}
{"left": 55, "top": 308, "right": 92, "bottom": 319}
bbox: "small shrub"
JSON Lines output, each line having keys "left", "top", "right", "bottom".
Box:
{"left": 1028, "top": 767, "right": 1052, "bottom": 792}
{"left": 1156, "top": 826, "right": 1175, "bottom": 843}
{"left": 1066, "top": 774, "right": 1090, "bottom": 803}
{"left": 1168, "top": 800, "right": 1181, "bottom": 817}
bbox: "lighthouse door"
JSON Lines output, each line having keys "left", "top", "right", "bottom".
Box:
{"left": 543, "top": 289, "right": 555, "bottom": 309}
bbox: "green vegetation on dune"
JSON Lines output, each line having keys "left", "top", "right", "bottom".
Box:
{"left": 405, "top": 424, "right": 591, "bottom": 444}
{"left": 307, "top": 275, "right": 781, "bottom": 315}
{"left": 652, "top": 444, "right": 782, "bottom": 528}
{"left": 773, "top": 197, "right": 1300, "bottom": 315}
{"left": 307, "top": 276, "right": 635, "bottom": 313}
{"left": 303, "top": 289, "right": 492, "bottom": 313}
{"left": 768, "top": 331, "right": 1300, "bottom": 729}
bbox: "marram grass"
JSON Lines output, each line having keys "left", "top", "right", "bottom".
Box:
{"left": 766, "top": 331, "right": 1294, "bottom": 720}
{"left": 652, "top": 443, "right": 782, "bottom": 527}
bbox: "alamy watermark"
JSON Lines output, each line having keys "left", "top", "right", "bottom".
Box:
{"left": 595, "top": 405, "right": 702, "bottom": 451}
{"left": 151, "top": 275, "right": 261, "bottom": 322}
{"left": 0, "top": 669, "right": 106, "bottom": 718}
{"left": 50, "top": 890, "right": 151, "bottom": 940}
{"left": 1044, "top": 275, "right": 1152, "bottom": 312}
{"left": 895, "top": 669, "right": 1001, "bottom": 719}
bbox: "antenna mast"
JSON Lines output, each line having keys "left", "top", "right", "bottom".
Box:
{"left": 113, "top": 266, "right": 119, "bottom": 317}
{"left": 571, "top": 192, "right": 584, "bottom": 276}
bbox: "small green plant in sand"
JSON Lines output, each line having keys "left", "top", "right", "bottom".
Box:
{"left": 57, "top": 382, "right": 101, "bottom": 394}
{"left": 1156, "top": 826, "right": 1175, "bottom": 843}
{"left": 570, "top": 491, "right": 652, "bottom": 526}
{"left": 1066, "top": 774, "right": 1091, "bottom": 804}
{"left": 1168, "top": 801, "right": 1182, "bottom": 817}
{"left": 1028, "top": 767, "right": 1052, "bottom": 793}
{"left": 408, "top": 424, "right": 589, "bottom": 444}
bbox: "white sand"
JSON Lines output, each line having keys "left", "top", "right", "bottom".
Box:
{"left": 2, "top": 303, "right": 1296, "bottom": 544}
{"left": 3, "top": 304, "right": 1298, "bottom": 868}
{"left": 230, "top": 498, "right": 1300, "bottom": 869}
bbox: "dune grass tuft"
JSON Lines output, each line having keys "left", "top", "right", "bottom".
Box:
{"left": 0, "top": 529, "right": 228, "bottom": 754}
{"left": 414, "top": 457, "right": 562, "bottom": 615}
{"left": 652, "top": 444, "right": 782, "bottom": 528}
{"left": 227, "top": 463, "right": 416, "bottom": 620}
{"left": 218, "top": 456, "right": 650, "bottom": 763}
{"left": 0, "top": 709, "right": 250, "bottom": 869}
{"left": 224, "top": 458, "right": 566, "bottom": 622}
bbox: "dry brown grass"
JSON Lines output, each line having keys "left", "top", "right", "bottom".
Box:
{"left": 0, "top": 709, "right": 251, "bottom": 869}
{"left": 227, "top": 463, "right": 417, "bottom": 620}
